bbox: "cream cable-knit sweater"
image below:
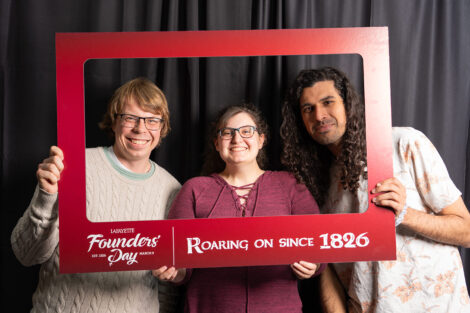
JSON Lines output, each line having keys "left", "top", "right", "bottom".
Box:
{"left": 11, "top": 147, "right": 181, "bottom": 313}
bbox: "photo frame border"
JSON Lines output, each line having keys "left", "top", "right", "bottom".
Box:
{"left": 56, "top": 28, "right": 395, "bottom": 273}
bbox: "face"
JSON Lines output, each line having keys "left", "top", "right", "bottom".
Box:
{"left": 214, "top": 112, "right": 265, "bottom": 167}
{"left": 299, "top": 80, "right": 347, "bottom": 154}
{"left": 112, "top": 97, "right": 162, "bottom": 167}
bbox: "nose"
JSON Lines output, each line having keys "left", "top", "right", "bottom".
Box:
{"left": 133, "top": 118, "right": 147, "bottom": 132}
{"left": 314, "top": 106, "right": 328, "bottom": 122}
{"left": 231, "top": 130, "right": 243, "bottom": 143}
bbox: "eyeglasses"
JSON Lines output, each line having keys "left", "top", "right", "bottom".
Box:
{"left": 218, "top": 125, "right": 258, "bottom": 139}
{"left": 115, "top": 113, "right": 164, "bottom": 131}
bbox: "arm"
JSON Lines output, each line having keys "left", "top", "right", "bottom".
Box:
{"left": 154, "top": 179, "right": 201, "bottom": 285}
{"left": 372, "top": 180, "right": 470, "bottom": 247}
{"left": 287, "top": 173, "right": 325, "bottom": 278}
{"left": 11, "top": 146, "right": 64, "bottom": 266}
{"left": 320, "top": 265, "right": 347, "bottom": 313}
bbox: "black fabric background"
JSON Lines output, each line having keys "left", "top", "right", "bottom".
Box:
{"left": 2, "top": 1, "right": 470, "bottom": 311}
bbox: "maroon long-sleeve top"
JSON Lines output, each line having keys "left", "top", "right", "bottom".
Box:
{"left": 168, "top": 171, "right": 323, "bottom": 313}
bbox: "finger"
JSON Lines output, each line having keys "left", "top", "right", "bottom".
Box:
{"left": 37, "top": 168, "right": 59, "bottom": 186}
{"left": 290, "top": 264, "right": 313, "bottom": 279}
{"left": 50, "top": 146, "right": 64, "bottom": 160}
{"left": 291, "top": 262, "right": 316, "bottom": 275}
{"left": 152, "top": 266, "right": 168, "bottom": 276}
{"left": 298, "top": 260, "right": 318, "bottom": 271}
{"left": 38, "top": 161, "right": 62, "bottom": 179}
{"left": 372, "top": 180, "right": 404, "bottom": 194}
{"left": 43, "top": 154, "right": 65, "bottom": 173}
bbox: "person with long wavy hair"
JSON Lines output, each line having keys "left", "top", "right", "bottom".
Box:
{"left": 153, "top": 103, "right": 325, "bottom": 313}
{"left": 281, "top": 67, "right": 367, "bottom": 208}
{"left": 281, "top": 67, "right": 470, "bottom": 313}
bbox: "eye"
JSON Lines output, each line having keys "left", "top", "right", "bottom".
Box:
{"left": 124, "top": 115, "right": 138, "bottom": 122}
{"left": 240, "top": 128, "right": 252, "bottom": 135}
{"left": 302, "top": 106, "right": 314, "bottom": 113}
{"left": 146, "top": 118, "right": 160, "bottom": 126}
{"left": 221, "top": 129, "right": 232, "bottom": 136}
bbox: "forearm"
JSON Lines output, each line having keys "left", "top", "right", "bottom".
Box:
{"left": 320, "top": 265, "right": 347, "bottom": 313}
{"left": 158, "top": 279, "right": 182, "bottom": 313}
{"left": 401, "top": 198, "right": 470, "bottom": 247}
{"left": 11, "top": 185, "right": 60, "bottom": 266}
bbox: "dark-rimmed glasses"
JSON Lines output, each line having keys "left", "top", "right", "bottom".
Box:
{"left": 115, "top": 113, "right": 163, "bottom": 131}
{"left": 218, "top": 125, "right": 257, "bottom": 139}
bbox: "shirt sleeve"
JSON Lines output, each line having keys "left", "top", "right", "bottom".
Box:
{"left": 395, "top": 128, "right": 461, "bottom": 213}
{"left": 167, "top": 179, "right": 198, "bottom": 220}
{"left": 288, "top": 175, "right": 320, "bottom": 215}
{"left": 10, "top": 185, "right": 59, "bottom": 266}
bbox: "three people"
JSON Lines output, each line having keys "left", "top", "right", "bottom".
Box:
{"left": 281, "top": 67, "right": 470, "bottom": 312}
{"left": 11, "top": 78, "right": 181, "bottom": 313}
{"left": 13, "top": 68, "right": 470, "bottom": 313}
{"left": 153, "top": 103, "right": 324, "bottom": 313}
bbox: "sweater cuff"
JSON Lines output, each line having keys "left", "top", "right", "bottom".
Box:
{"left": 31, "top": 185, "right": 58, "bottom": 219}
{"left": 313, "top": 263, "right": 327, "bottom": 277}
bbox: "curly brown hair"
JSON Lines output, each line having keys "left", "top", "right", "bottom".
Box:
{"left": 201, "top": 103, "right": 269, "bottom": 176}
{"left": 280, "top": 67, "right": 367, "bottom": 206}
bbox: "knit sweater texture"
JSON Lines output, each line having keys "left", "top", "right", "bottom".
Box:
{"left": 11, "top": 147, "right": 181, "bottom": 313}
{"left": 168, "top": 171, "right": 321, "bottom": 313}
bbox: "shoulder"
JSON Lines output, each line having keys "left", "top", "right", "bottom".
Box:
{"left": 392, "top": 127, "right": 438, "bottom": 158}
{"left": 392, "top": 127, "right": 431, "bottom": 145}
{"left": 183, "top": 176, "right": 218, "bottom": 189}
{"left": 179, "top": 175, "right": 220, "bottom": 194}
{"left": 152, "top": 163, "right": 181, "bottom": 188}
{"left": 264, "top": 171, "right": 307, "bottom": 191}
{"left": 264, "top": 171, "right": 297, "bottom": 183}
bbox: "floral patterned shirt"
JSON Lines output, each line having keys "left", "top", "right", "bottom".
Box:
{"left": 322, "top": 127, "right": 470, "bottom": 313}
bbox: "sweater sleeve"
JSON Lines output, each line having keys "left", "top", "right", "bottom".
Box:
{"left": 167, "top": 179, "right": 199, "bottom": 220}
{"left": 283, "top": 173, "right": 326, "bottom": 276}
{"left": 11, "top": 185, "right": 59, "bottom": 266}
{"left": 286, "top": 174, "right": 320, "bottom": 215}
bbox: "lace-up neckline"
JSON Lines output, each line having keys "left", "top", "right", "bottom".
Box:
{"left": 229, "top": 183, "right": 255, "bottom": 217}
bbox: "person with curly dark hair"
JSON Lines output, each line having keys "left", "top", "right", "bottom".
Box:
{"left": 153, "top": 103, "right": 325, "bottom": 313}
{"left": 281, "top": 67, "right": 470, "bottom": 312}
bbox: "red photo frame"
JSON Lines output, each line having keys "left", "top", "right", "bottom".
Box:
{"left": 56, "top": 27, "right": 395, "bottom": 273}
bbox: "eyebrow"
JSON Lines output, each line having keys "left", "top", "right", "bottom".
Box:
{"left": 300, "top": 95, "right": 336, "bottom": 107}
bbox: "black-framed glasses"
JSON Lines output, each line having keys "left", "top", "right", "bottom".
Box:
{"left": 115, "top": 113, "right": 164, "bottom": 131}
{"left": 218, "top": 125, "right": 258, "bottom": 139}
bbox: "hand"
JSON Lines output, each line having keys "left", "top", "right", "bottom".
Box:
{"left": 371, "top": 177, "right": 406, "bottom": 217}
{"left": 152, "top": 266, "right": 186, "bottom": 284}
{"left": 290, "top": 261, "right": 319, "bottom": 279}
{"left": 37, "top": 146, "right": 64, "bottom": 194}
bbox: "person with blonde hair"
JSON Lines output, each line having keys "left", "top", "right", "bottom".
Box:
{"left": 11, "top": 77, "right": 181, "bottom": 313}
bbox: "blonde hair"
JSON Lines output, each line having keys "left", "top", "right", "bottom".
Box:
{"left": 99, "top": 77, "right": 170, "bottom": 138}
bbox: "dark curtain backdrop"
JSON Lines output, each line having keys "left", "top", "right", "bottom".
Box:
{"left": 2, "top": 0, "right": 470, "bottom": 311}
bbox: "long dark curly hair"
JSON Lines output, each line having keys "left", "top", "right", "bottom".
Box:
{"left": 280, "top": 67, "right": 367, "bottom": 206}
{"left": 201, "top": 103, "right": 269, "bottom": 176}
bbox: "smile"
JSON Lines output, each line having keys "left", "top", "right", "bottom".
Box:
{"left": 230, "top": 147, "right": 247, "bottom": 152}
{"left": 128, "top": 138, "right": 149, "bottom": 145}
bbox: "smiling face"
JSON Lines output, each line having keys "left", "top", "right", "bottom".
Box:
{"left": 214, "top": 112, "right": 265, "bottom": 168}
{"left": 112, "top": 97, "right": 162, "bottom": 172}
{"left": 299, "top": 80, "right": 347, "bottom": 155}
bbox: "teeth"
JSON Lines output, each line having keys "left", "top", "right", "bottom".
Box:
{"left": 131, "top": 139, "right": 147, "bottom": 145}
{"left": 231, "top": 147, "right": 246, "bottom": 151}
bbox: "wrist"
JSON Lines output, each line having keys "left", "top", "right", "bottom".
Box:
{"left": 395, "top": 202, "right": 408, "bottom": 227}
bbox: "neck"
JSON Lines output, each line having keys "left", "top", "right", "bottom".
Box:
{"left": 327, "top": 143, "right": 341, "bottom": 157}
{"left": 219, "top": 162, "right": 265, "bottom": 186}
{"left": 113, "top": 146, "right": 151, "bottom": 174}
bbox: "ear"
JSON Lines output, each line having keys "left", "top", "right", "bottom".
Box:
{"left": 214, "top": 138, "right": 220, "bottom": 152}
{"left": 258, "top": 134, "right": 265, "bottom": 149}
